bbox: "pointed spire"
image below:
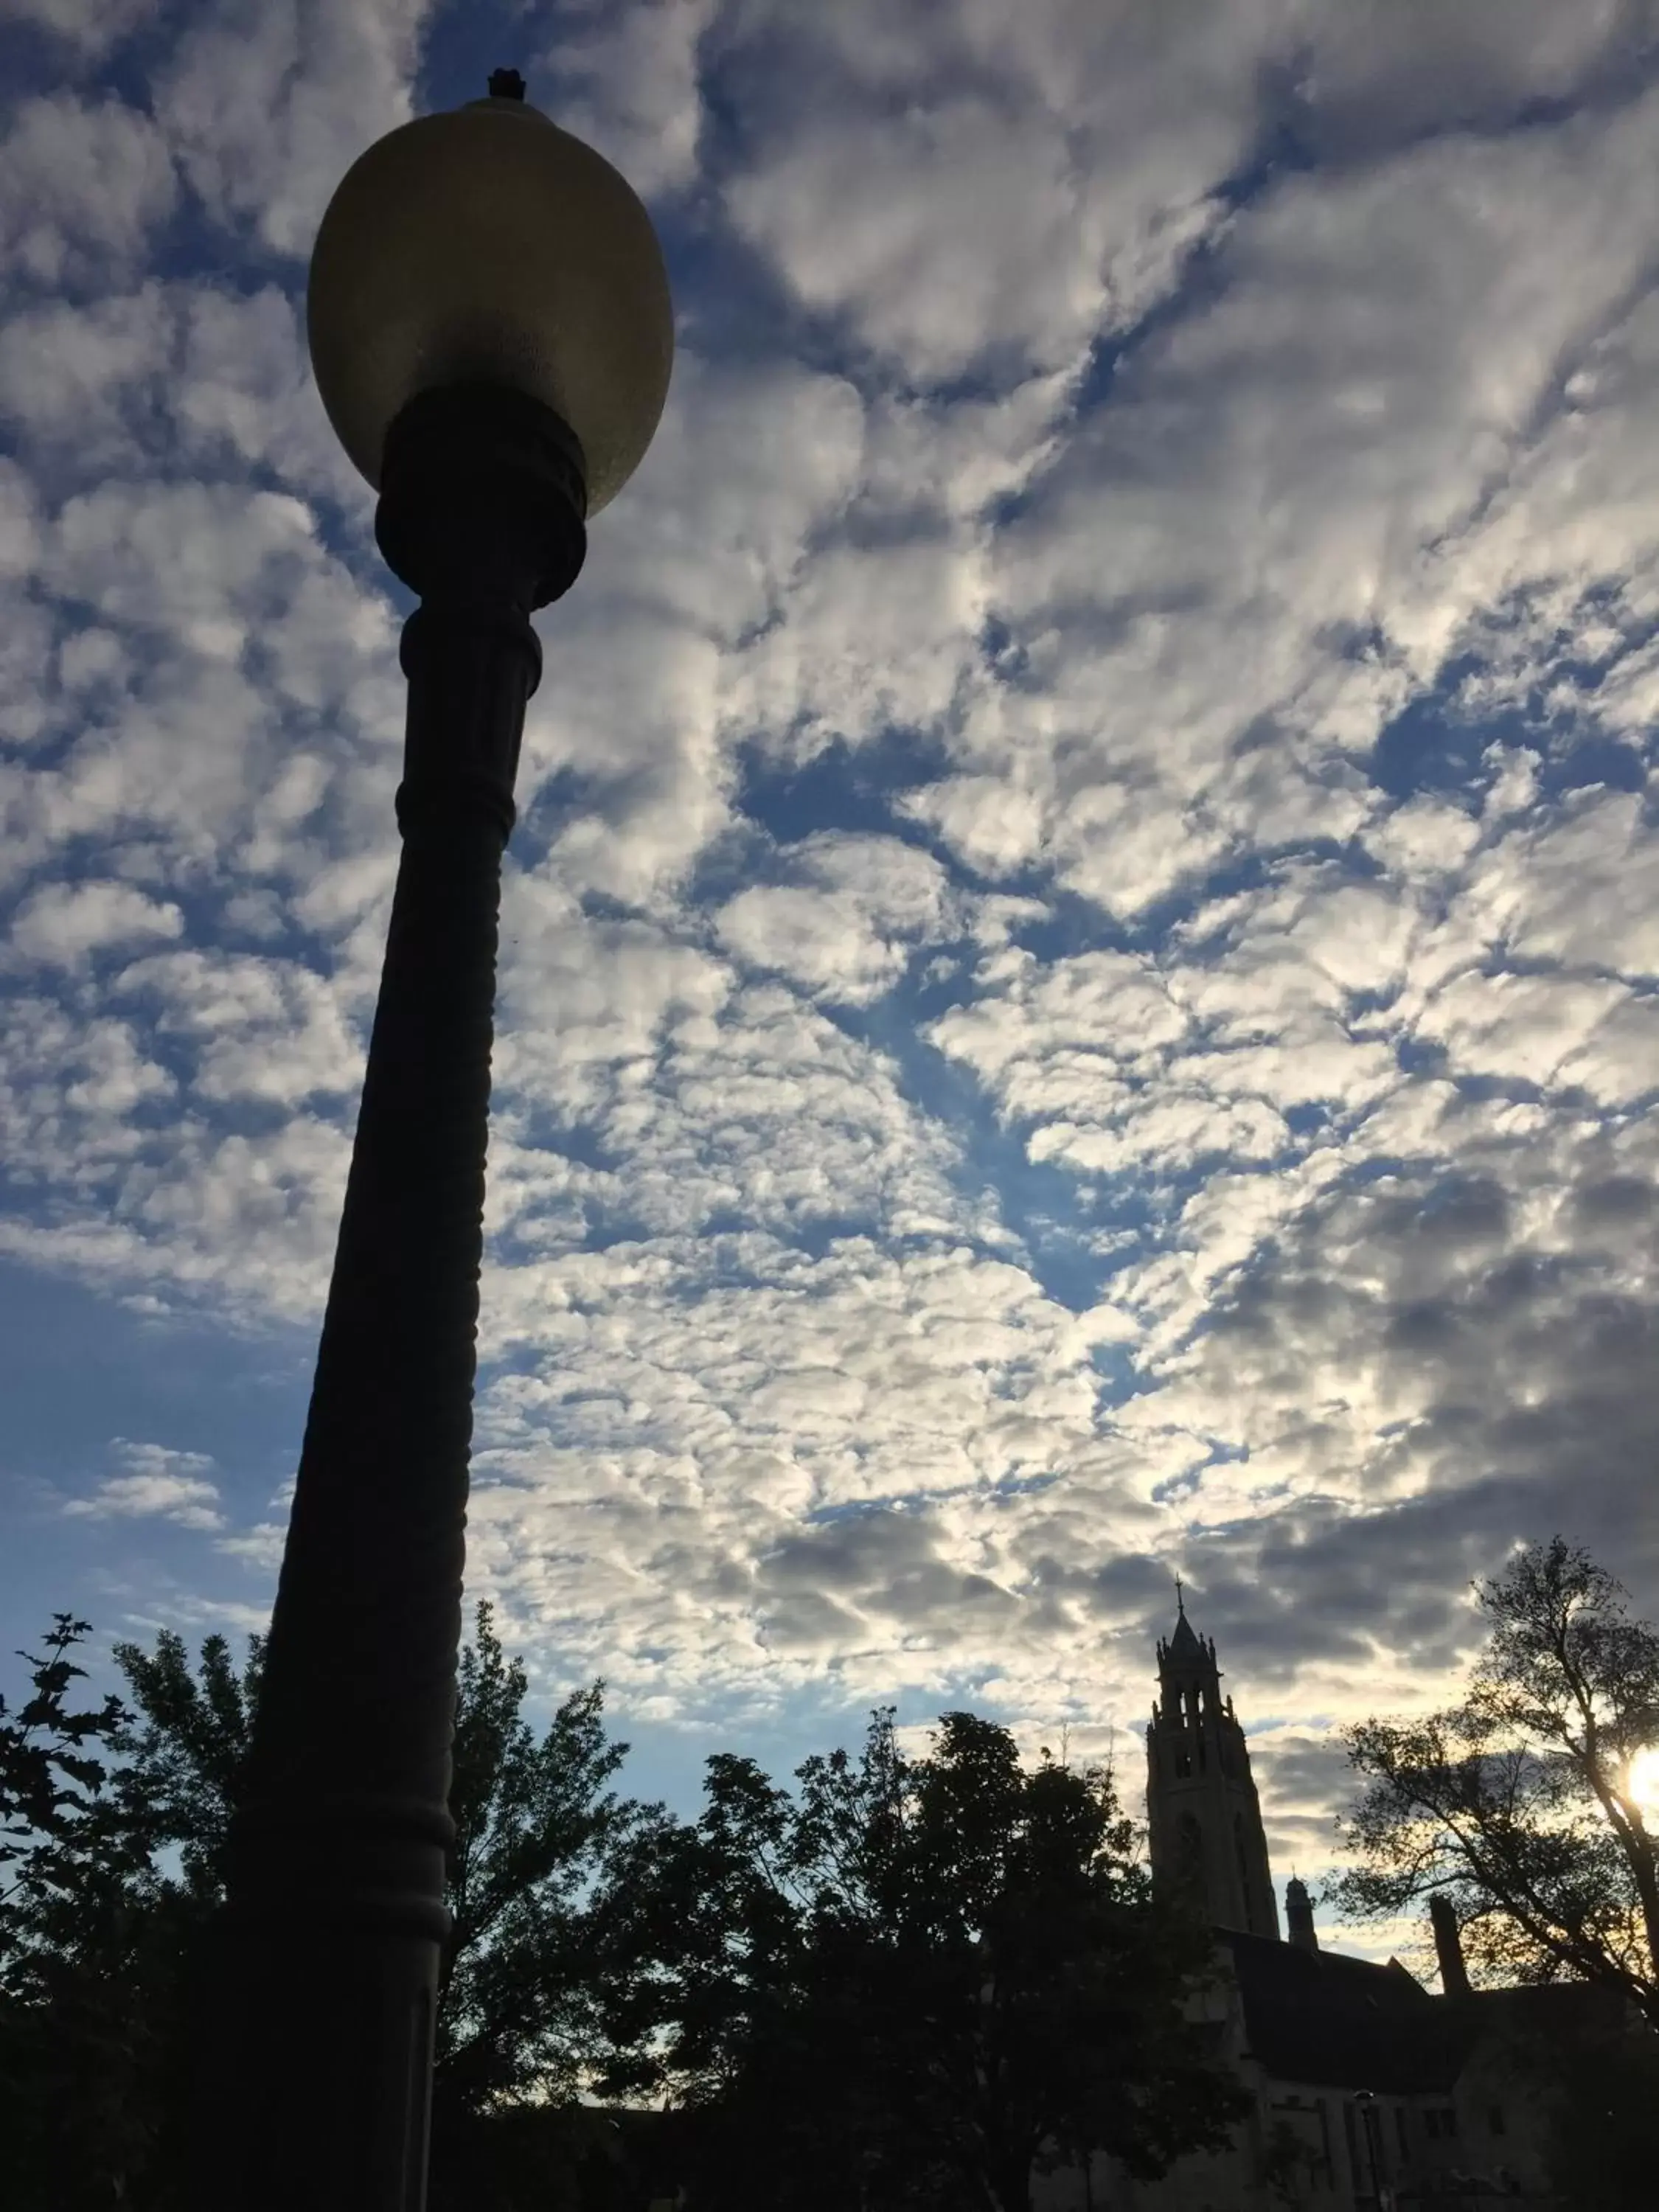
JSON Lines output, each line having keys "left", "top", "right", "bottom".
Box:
{"left": 1166, "top": 1576, "right": 1204, "bottom": 1661}
{"left": 1147, "top": 1606, "right": 1281, "bottom": 1940}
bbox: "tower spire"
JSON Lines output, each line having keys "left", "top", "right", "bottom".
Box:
{"left": 1285, "top": 1868, "right": 1319, "bottom": 1952}
{"left": 1146, "top": 1601, "right": 1281, "bottom": 1941}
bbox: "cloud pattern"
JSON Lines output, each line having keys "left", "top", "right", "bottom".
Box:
{"left": 4, "top": 0, "right": 1659, "bottom": 1921}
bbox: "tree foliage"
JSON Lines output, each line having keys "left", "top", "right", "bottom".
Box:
{"left": 1, "top": 1615, "right": 180, "bottom": 2207}
{"left": 0, "top": 1604, "right": 641, "bottom": 2210}
{"left": 600, "top": 1707, "right": 1246, "bottom": 2212}
{"left": 4, "top": 1617, "right": 1259, "bottom": 2210}
{"left": 1, "top": 1613, "right": 131, "bottom": 1880}
{"left": 1328, "top": 1537, "right": 1659, "bottom": 2025}
{"left": 428, "top": 1612, "right": 640, "bottom": 2203}
{"left": 110, "top": 1620, "right": 265, "bottom": 1904}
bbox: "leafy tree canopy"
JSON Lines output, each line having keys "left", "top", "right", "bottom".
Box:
{"left": 1328, "top": 1537, "right": 1659, "bottom": 2027}
{"left": 599, "top": 1706, "right": 1247, "bottom": 2212}
{"left": 1, "top": 1614, "right": 130, "bottom": 1872}
{"left": 1, "top": 1616, "right": 175, "bottom": 2209}
{"left": 0, "top": 1604, "right": 643, "bottom": 2211}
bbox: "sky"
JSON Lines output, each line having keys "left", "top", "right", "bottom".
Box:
{"left": 4, "top": 0, "right": 1659, "bottom": 1972}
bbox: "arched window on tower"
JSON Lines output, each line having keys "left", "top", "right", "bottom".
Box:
{"left": 1173, "top": 1688, "right": 1194, "bottom": 1775}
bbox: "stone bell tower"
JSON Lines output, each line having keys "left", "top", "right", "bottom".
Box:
{"left": 1146, "top": 1585, "right": 1281, "bottom": 1939}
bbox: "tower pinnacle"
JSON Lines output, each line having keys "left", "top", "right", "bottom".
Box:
{"left": 1285, "top": 1871, "right": 1319, "bottom": 1952}
{"left": 1145, "top": 1602, "right": 1281, "bottom": 1940}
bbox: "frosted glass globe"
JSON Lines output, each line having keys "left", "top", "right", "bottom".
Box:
{"left": 307, "top": 94, "right": 673, "bottom": 515}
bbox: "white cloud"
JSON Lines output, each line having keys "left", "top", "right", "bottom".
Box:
{"left": 4, "top": 0, "right": 156, "bottom": 58}
{"left": 8, "top": 474, "right": 401, "bottom": 886}
{"left": 154, "top": 0, "right": 428, "bottom": 258}
{"left": 63, "top": 1439, "right": 223, "bottom": 1530}
{"left": 925, "top": 86, "right": 1659, "bottom": 923}
{"left": 0, "top": 285, "right": 174, "bottom": 459}
{"left": 902, "top": 775, "right": 1047, "bottom": 879}
{"left": 0, "top": 278, "right": 364, "bottom": 508}
{"left": 509, "top": 353, "right": 867, "bottom": 904}
{"left": 1296, "top": 0, "right": 1635, "bottom": 149}
{"left": 466, "top": 1236, "right": 1137, "bottom": 1701}
{"left": 719, "top": 0, "right": 1270, "bottom": 386}
{"left": 9, "top": 879, "right": 184, "bottom": 965}
{"left": 116, "top": 948, "right": 362, "bottom": 1105}
{"left": 1465, "top": 789, "right": 1659, "bottom": 985}
{"left": 173, "top": 282, "right": 362, "bottom": 503}
{"left": 536, "top": 0, "right": 720, "bottom": 199}
{"left": 715, "top": 883, "right": 903, "bottom": 1004}
{"left": 725, "top": 97, "right": 1197, "bottom": 385}
{"left": 715, "top": 834, "right": 957, "bottom": 1005}
{"left": 0, "top": 94, "right": 176, "bottom": 288}
{"left": 1416, "top": 968, "right": 1641, "bottom": 1098}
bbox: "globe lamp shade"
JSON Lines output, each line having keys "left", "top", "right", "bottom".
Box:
{"left": 307, "top": 93, "right": 673, "bottom": 515}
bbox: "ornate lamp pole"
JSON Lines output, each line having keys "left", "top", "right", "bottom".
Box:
{"left": 188, "top": 72, "right": 672, "bottom": 2212}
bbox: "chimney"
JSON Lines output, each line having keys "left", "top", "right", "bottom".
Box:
{"left": 1430, "top": 1893, "right": 1470, "bottom": 1997}
{"left": 1284, "top": 1876, "right": 1319, "bottom": 1953}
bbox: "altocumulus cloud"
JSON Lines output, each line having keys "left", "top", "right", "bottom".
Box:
{"left": 2, "top": 0, "right": 1659, "bottom": 1916}
{"left": 63, "top": 1439, "right": 223, "bottom": 1532}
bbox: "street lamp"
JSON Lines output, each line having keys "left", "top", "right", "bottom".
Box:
{"left": 1354, "top": 2090, "right": 1394, "bottom": 2212}
{"left": 188, "top": 72, "right": 672, "bottom": 2212}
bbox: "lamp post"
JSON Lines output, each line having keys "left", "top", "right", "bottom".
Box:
{"left": 1354, "top": 2090, "right": 1393, "bottom": 2212}
{"left": 188, "top": 72, "right": 672, "bottom": 2212}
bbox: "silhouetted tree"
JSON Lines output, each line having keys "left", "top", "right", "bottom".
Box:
{"left": 0, "top": 1604, "right": 646, "bottom": 2210}
{"left": 1329, "top": 1537, "right": 1659, "bottom": 2026}
{"left": 425, "top": 1611, "right": 641, "bottom": 2204}
{"left": 0, "top": 1615, "right": 175, "bottom": 2207}
{"left": 600, "top": 1708, "right": 1246, "bottom": 2212}
{"left": 109, "top": 1618, "right": 265, "bottom": 1906}
{"left": 1, "top": 1613, "right": 130, "bottom": 1868}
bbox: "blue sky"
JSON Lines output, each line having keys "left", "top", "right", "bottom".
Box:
{"left": 4, "top": 0, "right": 1659, "bottom": 1969}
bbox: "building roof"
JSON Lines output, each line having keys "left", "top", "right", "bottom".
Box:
{"left": 1220, "top": 1928, "right": 1466, "bottom": 2095}
{"left": 1219, "top": 1930, "right": 1638, "bottom": 2099}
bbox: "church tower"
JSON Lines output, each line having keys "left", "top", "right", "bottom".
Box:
{"left": 1145, "top": 1587, "right": 1281, "bottom": 1939}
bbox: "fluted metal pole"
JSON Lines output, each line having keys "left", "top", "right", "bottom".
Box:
{"left": 189, "top": 384, "right": 586, "bottom": 2211}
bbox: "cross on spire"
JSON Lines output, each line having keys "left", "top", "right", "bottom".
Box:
{"left": 1175, "top": 1573, "right": 1186, "bottom": 1617}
